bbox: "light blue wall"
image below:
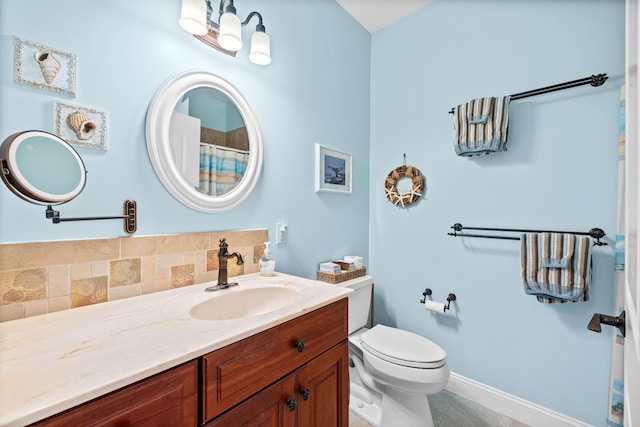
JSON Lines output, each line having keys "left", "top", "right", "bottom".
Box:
{"left": 189, "top": 92, "right": 227, "bottom": 131}
{"left": 226, "top": 101, "right": 244, "bottom": 131}
{"left": 186, "top": 92, "right": 243, "bottom": 131}
{"left": 369, "top": 0, "right": 624, "bottom": 425}
{"left": 0, "top": 0, "right": 372, "bottom": 280}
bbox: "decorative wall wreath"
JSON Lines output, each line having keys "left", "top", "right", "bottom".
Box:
{"left": 384, "top": 165, "right": 425, "bottom": 207}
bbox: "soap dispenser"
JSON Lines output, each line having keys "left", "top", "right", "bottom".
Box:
{"left": 259, "top": 242, "right": 276, "bottom": 276}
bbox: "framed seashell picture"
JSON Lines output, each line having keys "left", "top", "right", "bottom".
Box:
{"left": 54, "top": 101, "right": 108, "bottom": 150}
{"left": 14, "top": 37, "right": 77, "bottom": 97}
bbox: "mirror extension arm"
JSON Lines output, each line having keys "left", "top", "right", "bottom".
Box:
{"left": 45, "top": 200, "right": 137, "bottom": 234}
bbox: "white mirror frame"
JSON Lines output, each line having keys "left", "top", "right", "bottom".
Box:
{"left": 145, "top": 70, "right": 263, "bottom": 213}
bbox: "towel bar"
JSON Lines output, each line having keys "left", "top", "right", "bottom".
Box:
{"left": 448, "top": 223, "right": 607, "bottom": 246}
{"left": 448, "top": 73, "right": 608, "bottom": 114}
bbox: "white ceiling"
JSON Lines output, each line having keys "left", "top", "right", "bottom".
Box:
{"left": 336, "top": 0, "right": 433, "bottom": 33}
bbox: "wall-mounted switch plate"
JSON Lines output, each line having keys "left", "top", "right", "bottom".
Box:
{"left": 276, "top": 222, "right": 287, "bottom": 244}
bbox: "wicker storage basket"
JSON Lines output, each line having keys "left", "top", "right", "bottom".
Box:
{"left": 317, "top": 267, "right": 366, "bottom": 284}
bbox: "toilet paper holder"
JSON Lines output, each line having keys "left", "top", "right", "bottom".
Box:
{"left": 420, "top": 288, "right": 457, "bottom": 311}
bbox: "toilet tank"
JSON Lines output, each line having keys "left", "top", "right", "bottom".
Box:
{"left": 335, "top": 275, "right": 373, "bottom": 334}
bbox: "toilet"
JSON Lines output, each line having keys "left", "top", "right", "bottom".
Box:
{"left": 338, "top": 275, "right": 449, "bottom": 427}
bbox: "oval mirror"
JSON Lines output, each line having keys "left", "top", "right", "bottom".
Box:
{"left": 146, "top": 71, "right": 264, "bottom": 212}
{"left": 1, "top": 130, "right": 86, "bottom": 205}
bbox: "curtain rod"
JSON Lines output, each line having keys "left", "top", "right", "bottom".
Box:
{"left": 447, "top": 223, "right": 608, "bottom": 246}
{"left": 448, "top": 73, "right": 608, "bottom": 114}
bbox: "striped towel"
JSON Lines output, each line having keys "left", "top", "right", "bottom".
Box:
{"left": 453, "top": 96, "right": 511, "bottom": 156}
{"left": 520, "top": 233, "right": 592, "bottom": 303}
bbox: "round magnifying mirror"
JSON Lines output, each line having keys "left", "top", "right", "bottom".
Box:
{"left": 146, "top": 71, "right": 263, "bottom": 213}
{"left": 0, "top": 130, "right": 86, "bottom": 205}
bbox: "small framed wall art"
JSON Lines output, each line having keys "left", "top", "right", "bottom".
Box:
{"left": 54, "top": 101, "right": 108, "bottom": 150}
{"left": 315, "top": 143, "right": 352, "bottom": 194}
{"left": 14, "top": 37, "right": 77, "bottom": 97}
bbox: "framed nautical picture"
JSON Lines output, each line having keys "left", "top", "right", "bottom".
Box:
{"left": 315, "top": 143, "right": 352, "bottom": 194}
{"left": 14, "top": 37, "right": 77, "bottom": 97}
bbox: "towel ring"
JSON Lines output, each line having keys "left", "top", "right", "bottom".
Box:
{"left": 384, "top": 165, "right": 425, "bottom": 207}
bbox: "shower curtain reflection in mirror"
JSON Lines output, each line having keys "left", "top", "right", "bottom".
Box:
{"left": 199, "top": 144, "right": 248, "bottom": 196}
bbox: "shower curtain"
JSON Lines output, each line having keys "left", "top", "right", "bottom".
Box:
{"left": 199, "top": 144, "right": 249, "bottom": 196}
{"left": 606, "top": 86, "right": 626, "bottom": 427}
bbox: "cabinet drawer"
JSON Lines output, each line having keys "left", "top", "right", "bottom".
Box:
{"left": 31, "top": 360, "right": 198, "bottom": 427}
{"left": 202, "top": 298, "right": 347, "bottom": 422}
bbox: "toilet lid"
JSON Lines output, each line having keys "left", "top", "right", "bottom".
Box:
{"left": 360, "top": 325, "right": 446, "bottom": 369}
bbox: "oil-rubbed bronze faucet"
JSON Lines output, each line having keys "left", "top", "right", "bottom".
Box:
{"left": 215, "top": 237, "right": 244, "bottom": 287}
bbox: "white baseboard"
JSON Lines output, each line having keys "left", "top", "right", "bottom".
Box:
{"left": 445, "top": 372, "right": 593, "bottom": 427}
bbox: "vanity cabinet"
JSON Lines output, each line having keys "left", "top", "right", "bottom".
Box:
{"left": 30, "top": 360, "right": 198, "bottom": 427}
{"left": 201, "top": 298, "right": 348, "bottom": 424}
{"left": 26, "top": 299, "right": 348, "bottom": 427}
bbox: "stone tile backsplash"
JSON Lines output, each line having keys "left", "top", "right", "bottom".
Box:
{"left": 0, "top": 229, "right": 268, "bottom": 322}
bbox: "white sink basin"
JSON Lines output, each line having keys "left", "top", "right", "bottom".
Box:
{"left": 189, "top": 285, "right": 301, "bottom": 321}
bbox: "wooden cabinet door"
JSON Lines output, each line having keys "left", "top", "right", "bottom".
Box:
{"left": 296, "top": 341, "right": 349, "bottom": 427}
{"left": 30, "top": 361, "right": 198, "bottom": 427}
{"left": 204, "top": 373, "right": 297, "bottom": 427}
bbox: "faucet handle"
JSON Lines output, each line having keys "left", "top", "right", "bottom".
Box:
{"left": 219, "top": 237, "right": 229, "bottom": 254}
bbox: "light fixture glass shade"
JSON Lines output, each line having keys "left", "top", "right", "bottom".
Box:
{"left": 218, "top": 12, "right": 243, "bottom": 51}
{"left": 178, "top": 0, "right": 208, "bottom": 35}
{"left": 249, "top": 31, "right": 271, "bottom": 65}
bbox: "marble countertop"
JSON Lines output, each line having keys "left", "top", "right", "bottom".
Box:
{"left": 0, "top": 272, "right": 351, "bottom": 427}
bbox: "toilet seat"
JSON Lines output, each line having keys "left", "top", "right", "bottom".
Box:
{"left": 360, "top": 325, "right": 446, "bottom": 369}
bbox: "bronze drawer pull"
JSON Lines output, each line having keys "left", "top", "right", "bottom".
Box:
{"left": 286, "top": 397, "right": 298, "bottom": 411}
{"left": 299, "top": 388, "right": 311, "bottom": 400}
{"left": 294, "top": 340, "right": 306, "bottom": 352}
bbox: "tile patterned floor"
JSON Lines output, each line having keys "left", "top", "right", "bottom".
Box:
{"left": 349, "top": 390, "right": 529, "bottom": 427}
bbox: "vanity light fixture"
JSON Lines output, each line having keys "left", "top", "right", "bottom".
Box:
{"left": 178, "top": 0, "right": 271, "bottom": 65}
